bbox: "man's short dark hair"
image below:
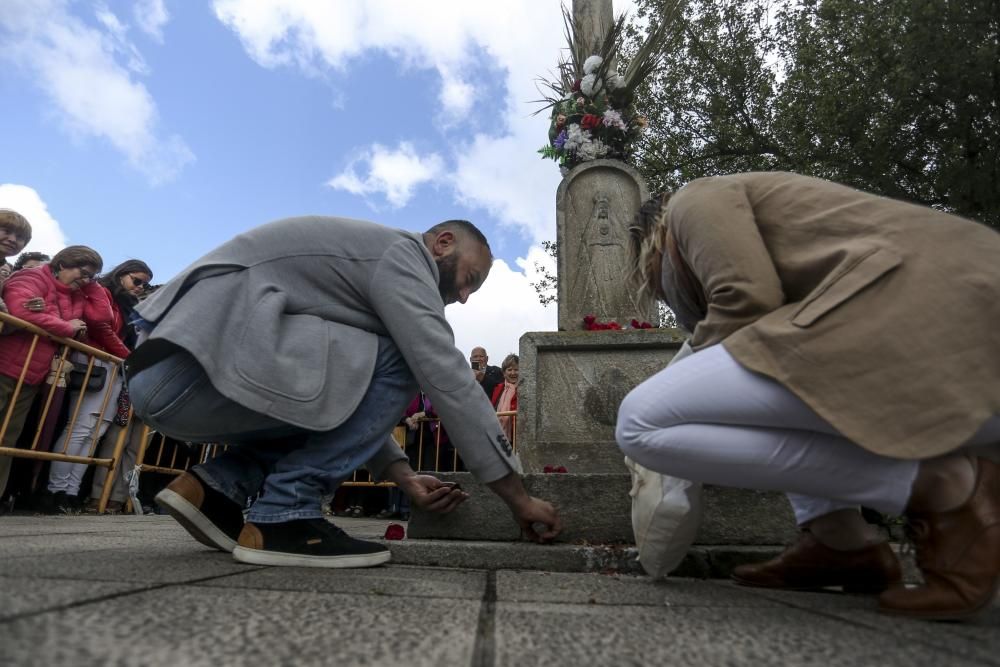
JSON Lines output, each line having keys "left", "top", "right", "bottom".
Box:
{"left": 426, "top": 219, "right": 491, "bottom": 254}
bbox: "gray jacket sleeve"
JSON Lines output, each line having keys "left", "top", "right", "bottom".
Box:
{"left": 366, "top": 239, "right": 522, "bottom": 483}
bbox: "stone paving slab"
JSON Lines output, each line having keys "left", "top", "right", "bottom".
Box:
{"left": 0, "top": 545, "right": 260, "bottom": 584}
{"left": 0, "top": 575, "right": 150, "bottom": 622}
{"left": 741, "top": 585, "right": 1000, "bottom": 666}
{"left": 1, "top": 585, "right": 481, "bottom": 667}
{"left": 495, "top": 571, "right": 782, "bottom": 608}
{"left": 0, "top": 531, "right": 191, "bottom": 558}
{"left": 199, "top": 564, "right": 487, "bottom": 600}
{"left": 492, "top": 601, "right": 982, "bottom": 667}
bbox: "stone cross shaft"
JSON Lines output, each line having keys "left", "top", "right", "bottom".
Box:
{"left": 572, "top": 0, "right": 614, "bottom": 55}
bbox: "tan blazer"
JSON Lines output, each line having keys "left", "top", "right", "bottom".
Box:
{"left": 664, "top": 172, "right": 1000, "bottom": 459}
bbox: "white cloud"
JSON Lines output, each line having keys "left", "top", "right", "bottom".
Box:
{"left": 327, "top": 142, "right": 444, "bottom": 208}
{"left": 211, "top": 0, "right": 581, "bottom": 240}
{"left": 451, "top": 130, "right": 561, "bottom": 243}
{"left": 437, "top": 65, "right": 475, "bottom": 118}
{"left": 446, "top": 249, "right": 558, "bottom": 362}
{"left": 0, "top": 0, "right": 193, "bottom": 185}
{"left": 0, "top": 184, "right": 70, "bottom": 257}
{"left": 133, "top": 0, "right": 170, "bottom": 43}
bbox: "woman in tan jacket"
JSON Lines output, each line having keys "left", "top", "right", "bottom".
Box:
{"left": 617, "top": 172, "right": 1000, "bottom": 621}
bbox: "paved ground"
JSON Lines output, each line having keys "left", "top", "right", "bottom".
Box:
{"left": 0, "top": 515, "right": 997, "bottom": 667}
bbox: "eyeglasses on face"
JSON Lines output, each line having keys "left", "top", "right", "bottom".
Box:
{"left": 127, "top": 274, "right": 151, "bottom": 289}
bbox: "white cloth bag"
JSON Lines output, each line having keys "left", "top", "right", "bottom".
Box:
{"left": 625, "top": 340, "right": 704, "bottom": 577}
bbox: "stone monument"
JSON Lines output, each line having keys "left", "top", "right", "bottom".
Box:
{"left": 515, "top": 0, "right": 679, "bottom": 473}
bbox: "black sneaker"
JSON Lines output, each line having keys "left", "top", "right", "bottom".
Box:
{"left": 155, "top": 471, "right": 245, "bottom": 552}
{"left": 232, "top": 518, "right": 391, "bottom": 568}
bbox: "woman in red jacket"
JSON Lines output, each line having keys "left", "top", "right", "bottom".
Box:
{"left": 0, "top": 246, "right": 103, "bottom": 499}
{"left": 46, "top": 259, "right": 151, "bottom": 510}
{"left": 490, "top": 354, "right": 519, "bottom": 446}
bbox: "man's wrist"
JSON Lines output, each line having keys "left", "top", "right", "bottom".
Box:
{"left": 384, "top": 460, "right": 417, "bottom": 485}
{"left": 486, "top": 472, "right": 531, "bottom": 511}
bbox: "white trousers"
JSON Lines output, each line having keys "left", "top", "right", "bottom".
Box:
{"left": 616, "top": 344, "right": 1000, "bottom": 524}
{"left": 48, "top": 359, "right": 121, "bottom": 495}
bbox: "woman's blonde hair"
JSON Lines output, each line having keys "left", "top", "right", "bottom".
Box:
{"left": 628, "top": 192, "right": 672, "bottom": 301}
{"left": 501, "top": 354, "right": 519, "bottom": 372}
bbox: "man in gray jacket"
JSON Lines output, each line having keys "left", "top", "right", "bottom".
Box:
{"left": 125, "top": 216, "right": 561, "bottom": 568}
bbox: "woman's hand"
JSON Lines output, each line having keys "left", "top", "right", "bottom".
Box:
{"left": 405, "top": 411, "right": 426, "bottom": 430}
{"left": 67, "top": 318, "right": 87, "bottom": 339}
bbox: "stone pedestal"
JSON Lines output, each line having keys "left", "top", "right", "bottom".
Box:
{"left": 557, "top": 160, "right": 656, "bottom": 331}
{"left": 515, "top": 327, "right": 685, "bottom": 474}
{"left": 408, "top": 472, "right": 798, "bottom": 547}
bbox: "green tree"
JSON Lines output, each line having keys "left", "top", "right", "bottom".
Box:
{"left": 627, "top": 0, "right": 1000, "bottom": 228}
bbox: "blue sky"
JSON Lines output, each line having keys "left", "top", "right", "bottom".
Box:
{"left": 1, "top": 0, "right": 637, "bottom": 358}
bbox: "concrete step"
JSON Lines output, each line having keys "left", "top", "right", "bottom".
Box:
{"left": 383, "top": 538, "right": 786, "bottom": 578}
{"left": 407, "top": 472, "right": 799, "bottom": 546}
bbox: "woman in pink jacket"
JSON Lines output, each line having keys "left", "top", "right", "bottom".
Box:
{"left": 45, "top": 259, "right": 146, "bottom": 511}
{"left": 0, "top": 246, "right": 104, "bottom": 498}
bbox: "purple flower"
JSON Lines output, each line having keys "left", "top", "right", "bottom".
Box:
{"left": 553, "top": 129, "right": 568, "bottom": 149}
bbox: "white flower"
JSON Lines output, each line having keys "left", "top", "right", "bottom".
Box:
{"left": 583, "top": 55, "right": 603, "bottom": 75}
{"left": 602, "top": 109, "right": 627, "bottom": 131}
{"left": 563, "top": 124, "right": 591, "bottom": 152}
{"left": 607, "top": 74, "right": 625, "bottom": 90}
{"left": 576, "top": 138, "right": 609, "bottom": 161}
{"left": 580, "top": 74, "right": 604, "bottom": 97}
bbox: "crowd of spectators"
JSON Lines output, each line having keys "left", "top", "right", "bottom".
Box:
{"left": 1, "top": 207, "right": 523, "bottom": 520}
{"left": 0, "top": 208, "right": 159, "bottom": 514}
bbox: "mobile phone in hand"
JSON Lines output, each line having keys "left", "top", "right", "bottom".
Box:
{"left": 471, "top": 361, "right": 482, "bottom": 370}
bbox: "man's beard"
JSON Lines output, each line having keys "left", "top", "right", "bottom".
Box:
{"left": 436, "top": 253, "right": 459, "bottom": 304}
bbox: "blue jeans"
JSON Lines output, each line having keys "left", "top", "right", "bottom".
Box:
{"left": 127, "top": 336, "right": 416, "bottom": 523}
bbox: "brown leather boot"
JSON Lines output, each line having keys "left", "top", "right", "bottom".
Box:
{"left": 732, "top": 531, "right": 902, "bottom": 592}
{"left": 878, "top": 458, "right": 1000, "bottom": 620}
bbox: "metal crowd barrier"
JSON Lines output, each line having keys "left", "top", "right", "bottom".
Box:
{"left": 306, "top": 411, "right": 518, "bottom": 487}
{"left": 0, "top": 311, "right": 130, "bottom": 513}
{"left": 1, "top": 310, "right": 521, "bottom": 513}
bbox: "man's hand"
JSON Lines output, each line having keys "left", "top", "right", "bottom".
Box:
{"left": 509, "top": 496, "right": 562, "bottom": 543}
{"left": 400, "top": 475, "right": 470, "bottom": 513}
{"left": 487, "top": 472, "right": 562, "bottom": 543}
{"left": 384, "top": 461, "right": 469, "bottom": 514}
{"left": 473, "top": 368, "right": 485, "bottom": 383}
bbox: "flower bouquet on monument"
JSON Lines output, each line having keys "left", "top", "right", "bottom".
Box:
{"left": 534, "top": 3, "right": 681, "bottom": 173}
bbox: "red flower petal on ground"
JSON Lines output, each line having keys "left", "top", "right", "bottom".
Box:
{"left": 630, "top": 319, "right": 641, "bottom": 328}
{"left": 384, "top": 523, "right": 405, "bottom": 540}
{"left": 555, "top": 466, "right": 568, "bottom": 473}
{"left": 583, "top": 314, "right": 596, "bottom": 325}
{"left": 544, "top": 465, "right": 556, "bottom": 473}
